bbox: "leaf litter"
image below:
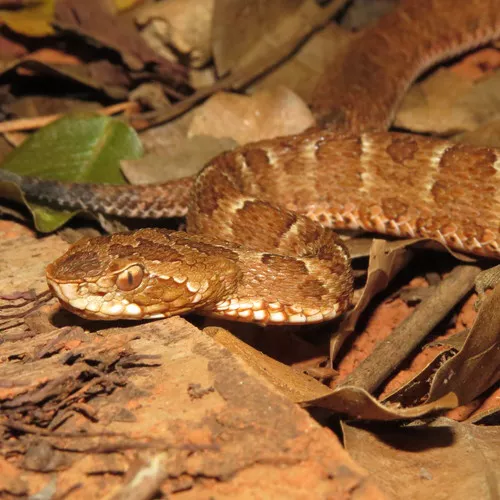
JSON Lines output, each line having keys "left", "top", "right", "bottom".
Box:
{"left": 0, "top": 0, "right": 498, "bottom": 498}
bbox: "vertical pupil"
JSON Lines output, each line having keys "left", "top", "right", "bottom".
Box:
{"left": 128, "top": 272, "right": 134, "bottom": 286}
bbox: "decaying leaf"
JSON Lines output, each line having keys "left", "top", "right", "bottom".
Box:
{"left": 427, "top": 281, "right": 500, "bottom": 406}
{"left": 342, "top": 418, "right": 500, "bottom": 499}
{"left": 0, "top": 115, "right": 142, "bottom": 232}
{"left": 54, "top": 0, "right": 186, "bottom": 81}
{"left": 188, "top": 86, "right": 315, "bottom": 144}
{"left": 205, "top": 326, "right": 458, "bottom": 420}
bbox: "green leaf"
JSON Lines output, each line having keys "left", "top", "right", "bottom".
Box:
{"left": 0, "top": 114, "right": 143, "bottom": 232}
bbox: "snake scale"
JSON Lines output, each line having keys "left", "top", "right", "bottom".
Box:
{"left": 3, "top": 0, "right": 500, "bottom": 324}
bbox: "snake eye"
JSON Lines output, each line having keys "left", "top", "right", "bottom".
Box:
{"left": 116, "top": 265, "right": 144, "bottom": 291}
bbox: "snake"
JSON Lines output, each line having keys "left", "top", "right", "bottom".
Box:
{"left": 3, "top": 0, "right": 500, "bottom": 324}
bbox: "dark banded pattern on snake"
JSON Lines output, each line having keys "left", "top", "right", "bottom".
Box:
{"left": 3, "top": 0, "right": 500, "bottom": 323}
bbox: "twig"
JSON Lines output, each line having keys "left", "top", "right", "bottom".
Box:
{"left": 0, "top": 101, "right": 139, "bottom": 134}
{"left": 338, "top": 264, "right": 482, "bottom": 393}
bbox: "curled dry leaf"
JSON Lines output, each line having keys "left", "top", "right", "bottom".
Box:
{"left": 135, "top": 0, "right": 214, "bottom": 68}
{"left": 342, "top": 418, "right": 500, "bottom": 499}
{"left": 427, "top": 281, "right": 500, "bottom": 406}
{"left": 143, "top": 0, "right": 345, "bottom": 128}
{"left": 205, "top": 326, "right": 458, "bottom": 420}
{"left": 188, "top": 86, "right": 315, "bottom": 145}
{"left": 339, "top": 264, "right": 481, "bottom": 395}
{"left": 330, "top": 238, "right": 414, "bottom": 362}
{"left": 305, "top": 386, "right": 457, "bottom": 420}
{"left": 381, "top": 350, "right": 455, "bottom": 408}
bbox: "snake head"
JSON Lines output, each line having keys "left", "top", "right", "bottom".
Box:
{"left": 46, "top": 228, "right": 240, "bottom": 320}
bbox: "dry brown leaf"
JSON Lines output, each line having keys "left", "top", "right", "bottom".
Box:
{"left": 305, "top": 386, "right": 457, "bottom": 420}
{"left": 122, "top": 111, "right": 236, "bottom": 183}
{"left": 455, "top": 119, "right": 500, "bottom": 148}
{"left": 188, "top": 86, "right": 314, "bottom": 144}
{"left": 330, "top": 238, "right": 413, "bottom": 362}
{"left": 4, "top": 96, "right": 101, "bottom": 119}
{"left": 339, "top": 264, "right": 481, "bottom": 398}
{"left": 129, "top": 82, "right": 171, "bottom": 112}
{"left": 143, "top": 0, "right": 345, "bottom": 129}
{"left": 0, "top": 57, "right": 130, "bottom": 100}
{"left": 427, "top": 282, "right": 500, "bottom": 406}
{"left": 204, "top": 326, "right": 332, "bottom": 403}
{"left": 204, "top": 327, "right": 457, "bottom": 420}
{"left": 395, "top": 69, "right": 500, "bottom": 135}
{"left": 0, "top": 34, "right": 28, "bottom": 61}
{"left": 122, "top": 135, "right": 237, "bottom": 184}
{"left": 135, "top": 0, "right": 214, "bottom": 68}
{"left": 212, "top": 0, "right": 347, "bottom": 77}
{"left": 54, "top": 0, "right": 185, "bottom": 81}
{"left": 381, "top": 350, "right": 454, "bottom": 407}
{"left": 251, "top": 24, "right": 353, "bottom": 103}
{"left": 342, "top": 417, "right": 500, "bottom": 499}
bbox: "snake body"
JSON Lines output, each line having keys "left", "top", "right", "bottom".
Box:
{"left": 6, "top": 0, "right": 500, "bottom": 323}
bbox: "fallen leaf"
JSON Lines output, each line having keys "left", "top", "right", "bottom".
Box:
{"left": 0, "top": 33, "right": 28, "bottom": 60}
{"left": 135, "top": 0, "right": 214, "bottom": 68}
{"left": 306, "top": 386, "right": 457, "bottom": 420}
{"left": 427, "top": 281, "right": 500, "bottom": 406}
{"left": 0, "top": 0, "right": 55, "bottom": 36}
{"left": 205, "top": 326, "right": 458, "bottom": 420}
{"left": 381, "top": 350, "right": 454, "bottom": 408}
{"left": 54, "top": 0, "right": 186, "bottom": 82}
{"left": 212, "top": 0, "right": 344, "bottom": 77}
{"left": 0, "top": 57, "right": 130, "bottom": 100}
{"left": 122, "top": 134, "right": 237, "bottom": 184}
{"left": 455, "top": 119, "right": 500, "bottom": 148}
{"left": 4, "top": 96, "right": 102, "bottom": 119}
{"left": 342, "top": 417, "right": 500, "bottom": 499}
{"left": 251, "top": 24, "right": 353, "bottom": 104}
{"left": 395, "top": 69, "right": 500, "bottom": 135}
{"left": 330, "top": 239, "right": 413, "bottom": 362}
{"left": 0, "top": 114, "right": 142, "bottom": 232}
{"left": 188, "top": 86, "right": 314, "bottom": 144}
{"left": 204, "top": 326, "right": 332, "bottom": 403}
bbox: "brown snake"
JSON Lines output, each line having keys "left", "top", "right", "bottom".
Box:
{"left": 3, "top": 0, "right": 500, "bottom": 324}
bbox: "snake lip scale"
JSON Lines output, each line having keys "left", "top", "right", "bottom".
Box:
{"left": 9, "top": 0, "right": 500, "bottom": 324}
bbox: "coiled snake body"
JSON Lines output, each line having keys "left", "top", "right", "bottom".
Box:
{"left": 6, "top": 0, "right": 500, "bottom": 323}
